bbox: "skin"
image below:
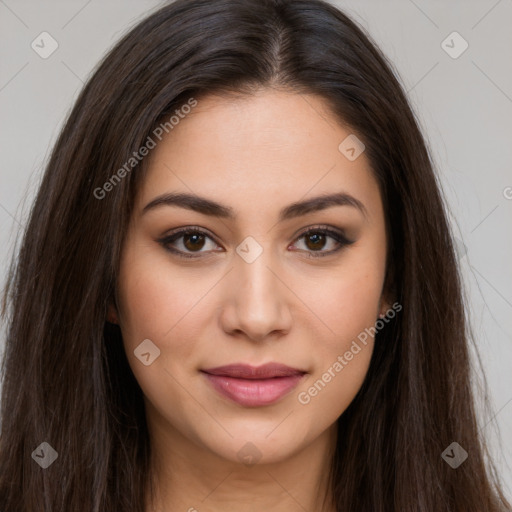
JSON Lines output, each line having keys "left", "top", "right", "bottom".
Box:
{"left": 109, "top": 88, "right": 390, "bottom": 512}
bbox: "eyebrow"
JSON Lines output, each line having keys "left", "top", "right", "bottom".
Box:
{"left": 141, "top": 191, "right": 368, "bottom": 222}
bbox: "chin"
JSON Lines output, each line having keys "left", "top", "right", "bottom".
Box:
{"left": 196, "top": 419, "right": 315, "bottom": 466}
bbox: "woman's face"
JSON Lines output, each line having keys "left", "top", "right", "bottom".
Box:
{"left": 113, "top": 89, "right": 389, "bottom": 465}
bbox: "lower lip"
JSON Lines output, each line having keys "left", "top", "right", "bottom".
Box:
{"left": 202, "top": 372, "right": 305, "bottom": 407}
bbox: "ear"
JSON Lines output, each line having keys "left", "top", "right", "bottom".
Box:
{"left": 377, "top": 307, "right": 389, "bottom": 319}
{"left": 107, "top": 301, "right": 119, "bottom": 324}
{"left": 377, "top": 294, "right": 393, "bottom": 319}
{"left": 379, "top": 261, "right": 397, "bottom": 319}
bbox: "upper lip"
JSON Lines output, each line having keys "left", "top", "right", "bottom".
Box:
{"left": 201, "top": 363, "right": 306, "bottom": 379}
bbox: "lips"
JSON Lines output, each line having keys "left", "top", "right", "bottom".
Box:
{"left": 201, "top": 363, "right": 306, "bottom": 407}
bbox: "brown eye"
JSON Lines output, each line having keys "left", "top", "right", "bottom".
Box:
{"left": 182, "top": 232, "right": 206, "bottom": 251}
{"left": 291, "top": 226, "right": 354, "bottom": 258}
{"left": 158, "top": 228, "right": 220, "bottom": 259}
{"left": 159, "top": 225, "right": 354, "bottom": 260}
{"left": 304, "top": 232, "right": 328, "bottom": 251}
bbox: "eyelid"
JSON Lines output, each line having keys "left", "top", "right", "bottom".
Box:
{"left": 157, "top": 225, "right": 220, "bottom": 259}
{"left": 293, "top": 224, "right": 352, "bottom": 244}
{"left": 157, "top": 224, "right": 354, "bottom": 259}
{"left": 162, "top": 225, "right": 218, "bottom": 243}
{"left": 289, "top": 225, "right": 355, "bottom": 258}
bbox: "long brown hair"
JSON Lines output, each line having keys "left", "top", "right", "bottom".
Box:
{"left": 1, "top": 0, "right": 510, "bottom": 510}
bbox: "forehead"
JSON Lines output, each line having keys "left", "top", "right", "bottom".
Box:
{"left": 136, "top": 89, "right": 381, "bottom": 222}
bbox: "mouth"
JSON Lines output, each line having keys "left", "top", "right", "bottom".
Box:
{"left": 200, "top": 363, "right": 307, "bottom": 407}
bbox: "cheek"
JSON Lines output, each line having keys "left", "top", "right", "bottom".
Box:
{"left": 294, "top": 275, "right": 379, "bottom": 419}
{"left": 297, "top": 344, "right": 373, "bottom": 427}
{"left": 298, "top": 260, "right": 384, "bottom": 353}
{"left": 116, "top": 244, "right": 215, "bottom": 373}
{"left": 293, "top": 251, "right": 384, "bottom": 413}
{"left": 115, "top": 247, "right": 210, "bottom": 415}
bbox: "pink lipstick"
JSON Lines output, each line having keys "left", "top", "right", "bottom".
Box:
{"left": 201, "top": 363, "right": 306, "bottom": 407}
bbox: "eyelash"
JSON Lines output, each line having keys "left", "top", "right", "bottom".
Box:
{"left": 157, "top": 225, "right": 354, "bottom": 260}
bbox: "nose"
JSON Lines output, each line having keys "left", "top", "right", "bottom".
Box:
{"left": 218, "top": 246, "right": 293, "bottom": 343}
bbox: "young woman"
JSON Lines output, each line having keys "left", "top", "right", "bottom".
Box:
{"left": 0, "top": 0, "right": 510, "bottom": 510}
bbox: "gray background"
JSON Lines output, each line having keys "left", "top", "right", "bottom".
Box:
{"left": 0, "top": 0, "right": 511, "bottom": 498}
